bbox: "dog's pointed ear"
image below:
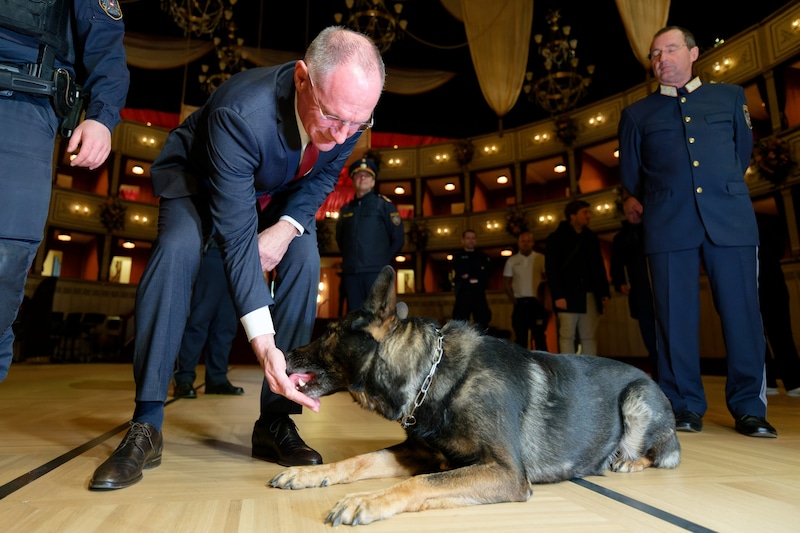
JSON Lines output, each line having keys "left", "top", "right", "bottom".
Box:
{"left": 363, "top": 265, "right": 397, "bottom": 321}
{"left": 396, "top": 301, "right": 408, "bottom": 320}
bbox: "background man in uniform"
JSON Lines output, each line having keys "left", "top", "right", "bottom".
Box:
{"left": 336, "top": 155, "right": 404, "bottom": 312}
{"left": 619, "top": 26, "right": 776, "bottom": 437}
{"left": 452, "top": 229, "right": 492, "bottom": 331}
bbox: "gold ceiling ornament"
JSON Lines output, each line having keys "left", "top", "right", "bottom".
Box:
{"left": 335, "top": 0, "right": 408, "bottom": 53}
{"left": 523, "top": 10, "right": 595, "bottom": 116}
{"left": 160, "top": 0, "right": 237, "bottom": 37}
{"left": 198, "top": 15, "right": 247, "bottom": 94}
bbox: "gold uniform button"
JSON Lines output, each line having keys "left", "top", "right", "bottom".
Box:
{"left": 693, "top": 160, "right": 700, "bottom": 167}
{"left": 696, "top": 187, "right": 703, "bottom": 194}
{"left": 689, "top": 137, "right": 695, "bottom": 143}
{"left": 685, "top": 116, "right": 691, "bottom": 123}
{"left": 681, "top": 96, "right": 687, "bottom": 103}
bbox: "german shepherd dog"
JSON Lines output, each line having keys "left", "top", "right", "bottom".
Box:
{"left": 270, "top": 266, "right": 680, "bottom": 526}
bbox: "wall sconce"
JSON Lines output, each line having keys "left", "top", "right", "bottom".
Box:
{"left": 485, "top": 220, "right": 501, "bottom": 231}
{"left": 713, "top": 58, "right": 732, "bottom": 74}
{"left": 434, "top": 153, "right": 449, "bottom": 163}
{"left": 436, "top": 227, "right": 450, "bottom": 235}
{"left": 132, "top": 213, "right": 149, "bottom": 224}
{"left": 554, "top": 164, "right": 567, "bottom": 174}
{"left": 791, "top": 18, "right": 799, "bottom": 32}
{"left": 395, "top": 255, "right": 407, "bottom": 263}
{"left": 496, "top": 175, "right": 509, "bottom": 185}
{"left": 501, "top": 249, "right": 513, "bottom": 257}
{"left": 533, "top": 132, "right": 550, "bottom": 143}
{"left": 132, "top": 165, "right": 145, "bottom": 175}
{"left": 394, "top": 185, "right": 406, "bottom": 195}
{"left": 595, "top": 203, "right": 613, "bottom": 214}
{"left": 446, "top": 254, "right": 453, "bottom": 261}
{"left": 122, "top": 240, "right": 135, "bottom": 249}
{"left": 587, "top": 114, "right": 604, "bottom": 126}
{"left": 483, "top": 144, "right": 498, "bottom": 155}
{"left": 139, "top": 136, "right": 158, "bottom": 148}
{"left": 72, "top": 203, "right": 90, "bottom": 215}
{"left": 444, "top": 182, "right": 456, "bottom": 191}
{"left": 57, "top": 231, "right": 72, "bottom": 242}
{"left": 613, "top": 147, "right": 620, "bottom": 158}
{"left": 538, "top": 214, "right": 555, "bottom": 224}
{"left": 387, "top": 157, "right": 402, "bottom": 167}
{"left": 325, "top": 211, "right": 339, "bottom": 219}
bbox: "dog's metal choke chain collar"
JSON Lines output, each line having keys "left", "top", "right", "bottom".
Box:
{"left": 401, "top": 331, "right": 444, "bottom": 429}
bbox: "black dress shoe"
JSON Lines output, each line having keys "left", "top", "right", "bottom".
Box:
{"left": 735, "top": 415, "right": 778, "bottom": 438}
{"left": 173, "top": 381, "right": 196, "bottom": 399}
{"left": 674, "top": 411, "right": 703, "bottom": 433}
{"left": 205, "top": 381, "right": 244, "bottom": 395}
{"left": 89, "top": 422, "right": 163, "bottom": 490}
{"left": 252, "top": 416, "right": 322, "bottom": 466}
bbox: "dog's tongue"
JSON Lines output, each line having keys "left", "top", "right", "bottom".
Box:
{"left": 288, "top": 372, "right": 314, "bottom": 388}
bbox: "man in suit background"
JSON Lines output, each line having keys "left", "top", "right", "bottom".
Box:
{"left": 619, "top": 26, "right": 775, "bottom": 438}
{"left": 90, "top": 27, "right": 385, "bottom": 490}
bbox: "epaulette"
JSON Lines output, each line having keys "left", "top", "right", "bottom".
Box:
{"left": 379, "top": 194, "right": 393, "bottom": 203}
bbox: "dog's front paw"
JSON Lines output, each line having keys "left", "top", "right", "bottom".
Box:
{"left": 326, "top": 490, "right": 395, "bottom": 526}
{"left": 270, "top": 465, "right": 331, "bottom": 490}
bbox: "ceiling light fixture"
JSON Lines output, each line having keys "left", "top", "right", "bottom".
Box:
{"left": 335, "top": 0, "right": 408, "bottom": 54}
{"left": 523, "top": 10, "right": 594, "bottom": 116}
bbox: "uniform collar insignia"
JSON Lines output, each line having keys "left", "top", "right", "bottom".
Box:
{"left": 659, "top": 76, "right": 702, "bottom": 97}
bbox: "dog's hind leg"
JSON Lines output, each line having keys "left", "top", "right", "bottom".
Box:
{"left": 610, "top": 380, "right": 678, "bottom": 473}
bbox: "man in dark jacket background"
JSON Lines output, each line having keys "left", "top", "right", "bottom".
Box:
{"left": 545, "top": 199, "right": 609, "bottom": 355}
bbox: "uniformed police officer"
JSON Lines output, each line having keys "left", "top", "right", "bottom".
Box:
{"left": 451, "top": 229, "right": 492, "bottom": 331}
{"left": 619, "top": 26, "right": 776, "bottom": 438}
{"left": 336, "top": 156, "right": 405, "bottom": 311}
{"left": 0, "top": 0, "right": 129, "bottom": 382}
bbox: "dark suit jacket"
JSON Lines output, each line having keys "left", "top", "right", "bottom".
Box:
{"left": 150, "top": 63, "right": 358, "bottom": 318}
{"left": 618, "top": 80, "right": 756, "bottom": 254}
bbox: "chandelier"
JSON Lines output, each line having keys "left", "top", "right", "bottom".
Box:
{"left": 335, "top": 0, "right": 408, "bottom": 53}
{"left": 523, "top": 10, "right": 594, "bottom": 116}
{"left": 160, "top": 0, "right": 237, "bottom": 37}
{"left": 198, "top": 16, "right": 246, "bottom": 94}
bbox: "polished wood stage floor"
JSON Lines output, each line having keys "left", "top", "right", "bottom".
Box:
{"left": 0, "top": 362, "right": 799, "bottom": 532}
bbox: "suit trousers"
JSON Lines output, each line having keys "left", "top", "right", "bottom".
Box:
{"left": 133, "top": 195, "right": 319, "bottom": 420}
{"left": 648, "top": 238, "right": 767, "bottom": 418}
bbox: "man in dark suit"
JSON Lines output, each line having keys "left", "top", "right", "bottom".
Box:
{"left": 619, "top": 26, "right": 776, "bottom": 438}
{"left": 90, "top": 27, "right": 385, "bottom": 490}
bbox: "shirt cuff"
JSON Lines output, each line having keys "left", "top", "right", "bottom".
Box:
{"left": 241, "top": 306, "right": 275, "bottom": 340}
{"left": 280, "top": 215, "right": 304, "bottom": 236}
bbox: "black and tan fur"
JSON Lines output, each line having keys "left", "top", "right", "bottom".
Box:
{"left": 270, "top": 266, "right": 680, "bottom": 526}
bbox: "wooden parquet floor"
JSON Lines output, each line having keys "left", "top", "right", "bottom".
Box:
{"left": 1, "top": 362, "right": 799, "bottom": 532}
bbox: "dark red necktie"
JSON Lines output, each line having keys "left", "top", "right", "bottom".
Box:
{"left": 258, "top": 143, "right": 318, "bottom": 210}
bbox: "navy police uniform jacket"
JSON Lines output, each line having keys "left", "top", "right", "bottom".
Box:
{"left": 336, "top": 191, "right": 404, "bottom": 274}
{"left": 618, "top": 78, "right": 756, "bottom": 253}
{"left": 0, "top": 0, "right": 129, "bottom": 133}
{"left": 150, "top": 63, "right": 359, "bottom": 319}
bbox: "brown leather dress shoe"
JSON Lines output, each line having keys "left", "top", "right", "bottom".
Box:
{"left": 205, "top": 381, "right": 244, "bottom": 395}
{"left": 252, "top": 416, "right": 322, "bottom": 466}
{"left": 89, "top": 422, "right": 163, "bottom": 490}
{"left": 735, "top": 415, "right": 778, "bottom": 438}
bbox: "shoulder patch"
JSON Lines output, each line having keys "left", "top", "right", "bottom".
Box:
{"left": 743, "top": 104, "right": 752, "bottom": 130}
{"left": 100, "top": 0, "right": 123, "bottom": 20}
{"left": 390, "top": 213, "right": 402, "bottom": 226}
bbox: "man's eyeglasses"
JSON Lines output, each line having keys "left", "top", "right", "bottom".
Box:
{"left": 307, "top": 71, "right": 373, "bottom": 132}
{"left": 649, "top": 43, "right": 687, "bottom": 61}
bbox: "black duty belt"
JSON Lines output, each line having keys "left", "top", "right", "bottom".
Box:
{"left": 0, "top": 65, "right": 78, "bottom": 117}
